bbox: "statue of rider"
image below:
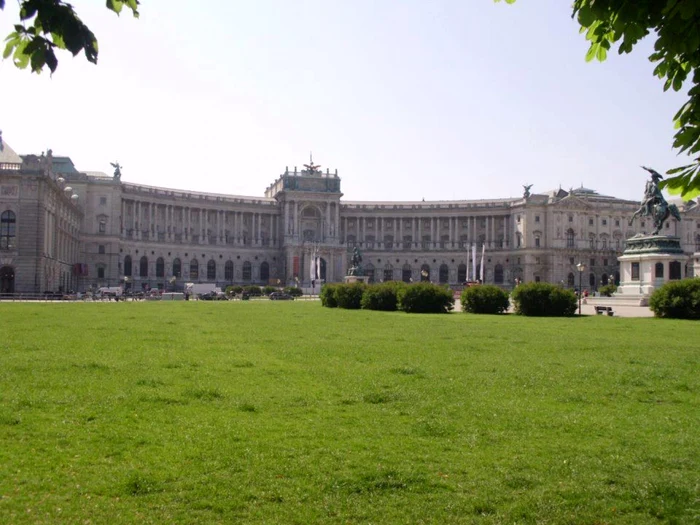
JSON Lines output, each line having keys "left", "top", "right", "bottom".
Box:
{"left": 640, "top": 167, "right": 664, "bottom": 216}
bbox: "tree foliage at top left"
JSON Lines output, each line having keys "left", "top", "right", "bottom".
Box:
{"left": 2, "top": 0, "right": 139, "bottom": 74}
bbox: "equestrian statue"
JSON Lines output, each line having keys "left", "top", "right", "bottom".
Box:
{"left": 629, "top": 166, "right": 681, "bottom": 235}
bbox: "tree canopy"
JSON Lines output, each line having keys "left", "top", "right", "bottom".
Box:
{"left": 497, "top": 0, "right": 700, "bottom": 199}
{"left": 2, "top": 0, "right": 139, "bottom": 74}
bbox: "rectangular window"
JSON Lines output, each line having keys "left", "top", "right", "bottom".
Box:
{"left": 590, "top": 258, "right": 595, "bottom": 267}
{"left": 568, "top": 215, "right": 573, "bottom": 223}
{"left": 535, "top": 237, "right": 540, "bottom": 247}
{"left": 631, "top": 262, "right": 640, "bottom": 281}
{"left": 535, "top": 257, "right": 540, "bottom": 264}
{"left": 589, "top": 218, "right": 594, "bottom": 225}
{"left": 99, "top": 196, "right": 107, "bottom": 205}
{"left": 517, "top": 215, "right": 521, "bottom": 223}
{"left": 603, "top": 258, "right": 608, "bottom": 266}
{"left": 569, "top": 257, "right": 575, "bottom": 265}
{"left": 98, "top": 245, "right": 105, "bottom": 254}
{"left": 97, "top": 267, "right": 105, "bottom": 278}
{"left": 99, "top": 221, "right": 106, "bottom": 233}
{"left": 535, "top": 215, "right": 540, "bottom": 223}
{"left": 602, "top": 219, "right": 607, "bottom": 226}
{"left": 615, "top": 220, "right": 620, "bottom": 227}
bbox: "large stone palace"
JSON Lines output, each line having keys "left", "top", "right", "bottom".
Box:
{"left": 1, "top": 134, "right": 699, "bottom": 294}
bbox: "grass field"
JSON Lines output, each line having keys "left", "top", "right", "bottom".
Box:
{"left": 0, "top": 302, "right": 697, "bottom": 524}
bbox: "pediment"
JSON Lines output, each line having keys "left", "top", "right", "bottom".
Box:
{"left": 550, "top": 194, "right": 592, "bottom": 210}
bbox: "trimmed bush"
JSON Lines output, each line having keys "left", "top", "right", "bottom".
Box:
{"left": 320, "top": 283, "right": 340, "bottom": 308}
{"left": 334, "top": 282, "right": 367, "bottom": 309}
{"left": 244, "top": 285, "right": 262, "bottom": 296}
{"left": 361, "top": 282, "right": 406, "bottom": 311}
{"left": 262, "top": 285, "right": 277, "bottom": 295}
{"left": 225, "top": 285, "right": 243, "bottom": 296}
{"left": 598, "top": 284, "right": 617, "bottom": 297}
{"left": 397, "top": 283, "right": 454, "bottom": 314}
{"left": 511, "top": 282, "right": 577, "bottom": 317}
{"left": 461, "top": 285, "right": 510, "bottom": 314}
{"left": 649, "top": 278, "right": 700, "bottom": 319}
{"left": 283, "top": 286, "right": 303, "bottom": 297}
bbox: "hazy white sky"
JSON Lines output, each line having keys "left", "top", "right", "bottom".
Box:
{"left": 0, "top": 0, "right": 690, "bottom": 202}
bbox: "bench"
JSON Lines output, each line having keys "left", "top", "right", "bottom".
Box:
{"left": 594, "top": 306, "right": 614, "bottom": 316}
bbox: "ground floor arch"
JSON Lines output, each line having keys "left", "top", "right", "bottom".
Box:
{"left": 0, "top": 266, "right": 15, "bottom": 293}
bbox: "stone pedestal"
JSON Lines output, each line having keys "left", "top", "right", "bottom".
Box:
{"left": 344, "top": 275, "right": 370, "bottom": 284}
{"left": 615, "top": 235, "right": 688, "bottom": 305}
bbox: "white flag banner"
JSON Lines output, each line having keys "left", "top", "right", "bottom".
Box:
{"left": 465, "top": 253, "right": 470, "bottom": 284}
{"left": 471, "top": 244, "right": 477, "bottom": 281}
{"left": 310, "top": 256, "right": 316, "bottom": 282}
{"left": 480, "top": 243, "right": 485, "bottom": 282}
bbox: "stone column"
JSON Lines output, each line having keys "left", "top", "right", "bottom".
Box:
{"left": 335, "top": 203, "right": 340, "bottom": 238}
{"left": 294, "top": 201, "right": 298, "bottom": 237}
{"left": 326, "top": 203, "right": 331, "bottom": 240}
{"left": 490, "top": 215, "right": 495, "bottom": 249}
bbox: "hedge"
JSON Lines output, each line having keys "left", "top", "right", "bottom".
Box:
{"left": 360, "top": 282, "right": 406, "bottom": 311}
{"left": 320, "top": 283, "right": 340, "bottom": 308}
{"left": 510, "top": 282, "right": 577, "bottom": 317}
{"left": 397, "top": 282, "right": 454, "bottom": 313}
{"left": 334, "top": 282, "right": 366, "bottom": 309}
{"left": 461, "top": 285, "right": 510, "bottom": 314}
{"left": 283, "top": 286, "right": 303, "bottom": 297}
{"left": 649, "top": 278, "right": 700, "bottom": 319}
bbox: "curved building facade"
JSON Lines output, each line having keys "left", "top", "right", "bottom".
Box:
{"left": 2, "top": 137, "right": 699, "bottom": 294}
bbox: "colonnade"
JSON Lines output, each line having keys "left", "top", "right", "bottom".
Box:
{"left": 121, "top": 199, "right": 281, "bottom": 247}
{"left": 340, "top": 214, "right": 512, "bottom": 250}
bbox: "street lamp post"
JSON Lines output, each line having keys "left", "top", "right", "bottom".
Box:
{"left": 576, "top": 262, "right": 586, "bottom": 315}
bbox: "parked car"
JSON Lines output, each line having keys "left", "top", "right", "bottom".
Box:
{"left": 269, "top": 291, "right": 293, "bottom": 300}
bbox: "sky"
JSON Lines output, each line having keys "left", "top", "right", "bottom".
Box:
{"left": 0, "top": 0, "right": 692, "bottom": 202}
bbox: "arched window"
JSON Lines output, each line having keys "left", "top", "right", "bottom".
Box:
{"left": 172, "top": 258, "right": 181, "bottom": 278}
{"left": 402, "top": 264, "right": 412, "bottom": 283}
{"left": 669, "top": 261, "right": 681, "bottom": 280}
{"left": 140, "top": 256, "right": 148, "bottom": 277}
{"left": 567, "top": 272, "right": 575, "bottom": 287}
{"left": 589, "top": 234, "right": 596, "bottom": 249}
{"left": 494, "top": 264, "right": 504, "bottom": 284}
{"left": 225, "top": 261, "right": 234, "bottom": 281}
{"left": 420, "top": 264, "right": 430, "bottom": 282}
{"left": 439, "top": 264, "right": 449, "bottom": 283}
{"left": 365, "top": 263, "right": 375, "bottom": 283}
{"left": 207, "top": 259, "right": 216, "bottom": 281}
{"left": 123, "top": 255, "right": 132, "bottom": 277}
{"left": 383, "top": 264, "right": 393, "bottom": 282}
{"left": 260, "top": 261, "right": 269, "bottom": 282}
{"left": 457, "top": 264, "right": 467, "bottom": 283}
{"left": 0, "top": 210, "right": 17, "bottom": 250}
{"left": 614, "top": 272, "right": 619, "bottom": 285}
{"left": 566, "top": 229, "right": 575, "bottom": 248}
{"left": 655, "top": 262, "right": 664, "bottom": 279}
{"left": 601, "top": 273, "right": 609, "bottom": 285}
{"left": 189, "top": 258, "right": 199, "bottom": 280}
{"left": 589, "top": 273, "right": 596, "bottom": 288}
{"left": 156, "top": 257, "right": 165, "bottom": 278}
{"left": 242, "top": 261, "right": 252, "bottom": 281}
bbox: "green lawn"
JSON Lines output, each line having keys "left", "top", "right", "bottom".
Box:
{"left": 0, "top": 302, "right": 697, "bottom": 524}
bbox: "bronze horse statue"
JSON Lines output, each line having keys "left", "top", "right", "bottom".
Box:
{"left": 629, "top": 166, "right": 681, "bottom": 235}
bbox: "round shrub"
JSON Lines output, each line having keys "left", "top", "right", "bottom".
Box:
{"left": 511, "top": 282, "right": 577, "bottom": 317}
{"left": 397, "top": 282, "right": 454, "bottom": 313}
{"left": 598, "top": 284, "right": 617, "bottom": 297}
{"left": 244, "top": 285, "right": 262, "bottom": 296}
{"left": 334, "top": 282, "right": 366, "bottom": 309}
{"left": 262, "top": 285, "right": 277, "bottom": 295}
{"left": 225, "top": 285, "right": 243, "bottom": 296}
{"left": 461, "top": 285, "right": 510, "bottom": 314}
{"left": 283, "top": 286, "right": 303, "bottom": 297}
{"left": 320, "top": 283, "right": 340, "bottom": 308}
{"left": 649, "top": 278, "right": 700, "bottom": 319}
{"left": 361, "top": 282, "right": 405, "bottom": 311}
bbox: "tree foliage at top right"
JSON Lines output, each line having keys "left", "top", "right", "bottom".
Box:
{"left": 573, "top": 0, "right": 700, "bottom": 198}
{"left": 497, "top": 0, "right": 700, "bottom": 199}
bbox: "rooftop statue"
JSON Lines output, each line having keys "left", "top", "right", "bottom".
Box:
{"left": 110, "top": 161, "right": 122, "bottom": 180}
{"left": 629, "top": 166, "right": 681, "bottom": 235}
{"left": 523, "top": 184, "right": 533, "bottom": 198}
